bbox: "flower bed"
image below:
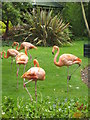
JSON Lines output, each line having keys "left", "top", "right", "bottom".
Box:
{"left": 1, "top": 96, "right": 88, "bottom": 119}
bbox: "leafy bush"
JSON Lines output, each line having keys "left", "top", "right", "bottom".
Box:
{"left": 1, "top": 96, "right": 88, "bottom": 119}
{"left": 0, "top": 21, "right": 12, "bottom": 34}
{"left": 23, "top": 9, "right": 72, "bottom": 46}
{"left": 62, "top": 3, "right": 85, "bottom": 37}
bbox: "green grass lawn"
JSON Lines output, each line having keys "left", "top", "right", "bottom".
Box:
{"left": 1, "top": 40, "right": 88, "bottom": 103}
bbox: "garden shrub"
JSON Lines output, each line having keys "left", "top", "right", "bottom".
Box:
{"left": 1, "top": 96, "right": 88, "bottom": 119}
{"left": 23, "top": 9, "right": 72, "bottom": 46}
{"left": 62, "top": 3, "right": 85, "bottom": 37}
{"left": 0, "top": 21, "right": 12, "bottom": 34}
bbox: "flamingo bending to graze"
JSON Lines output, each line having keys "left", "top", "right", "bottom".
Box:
{"left": 16, "top": 51, "right": 28, "bottom": 89}
{"left": 52, "top": 45, "right": 82, "bottom": 92}
{"left": 1, "top": 49, "right": 19, "bottom": 69}
{"left": 12, "top": 41, "right": 37, "bottom": 60}
{"left": 21, "top": 59, "right": 45, "bottom": 102}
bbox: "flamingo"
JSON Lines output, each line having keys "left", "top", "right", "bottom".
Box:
{"left": 1, "top": 49, "right": 19, "bottom": 69}
{"left": 16, "top": 50, "right": 28, "bottom": 89}
{"left": 21, "top": 59, "right": 45, "bottom": 102}
{"left": 52, "top": 45, "right": 82, "bottom": 92}
{"left": 12, "top": 41, "right": 37, "bottom": 60}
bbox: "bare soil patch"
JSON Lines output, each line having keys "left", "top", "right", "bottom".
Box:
{"left": 81, "top": 65, "right": 90, "bottom": 88}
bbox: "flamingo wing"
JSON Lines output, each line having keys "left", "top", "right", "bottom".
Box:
{"left": 60, "top": 54, "right": 78, "bottom": 66}
{"left": 22, "top": 42, "right": 37, "bottom": 49}
{"left": 8, "top": 49, "right": 18, "bottom": 57}
{"left": 16, "top": 53, "right": 28, "bottom": 64}
{"left": 22, "top": 67, "right": 45, "bottom": 80}
{"left": 21, "top": 70, "right": 38, "bottom": 80}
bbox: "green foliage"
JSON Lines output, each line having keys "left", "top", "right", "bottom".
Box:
{"left": 0, "top": 21, "right": 12, "bottom": 34}
{"left": 2, "top": 2, "right": 21, "bottom": 25}
{"left": 23, "top": 9, "right": 72, "bottom": 46}
{"left": 1, "top": 96, "right": 88, "bottom": 119}
{"left": 1, "top": 40, "right": 88, "bottom": 118}
{"left": 62, "top": 3, "right": 85, "bottom": 37}
{"left": 2, "top": 2, "right": 32, "bottom": 39}
{"left": 87, "top": 2, "right": 90, "bottom": 29}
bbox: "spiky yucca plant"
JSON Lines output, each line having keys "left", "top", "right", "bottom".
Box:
{"left": 24, "top": 9, "right": 72, "bottom": 46}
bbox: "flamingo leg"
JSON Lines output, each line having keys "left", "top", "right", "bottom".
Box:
{"left": 23, "top": 78, "right": 33, "bottom": 102}
{"left": 69, "top": 64, "right": 81, "bottom": 80}
{"left": 35, "top": 81, "right": 37, "bottom": 102}
{"left": 67, "top": 67, "right": 69, "bottom": 93}
{"left": 27, "top": 49, "right": 32, "bottom": 61}
{"left": 24, "top": 79, "right": 32, "bottom": 85}
{"left": 17, "top": 64, "right": 20, "bottom": 89}
{"left": 11, "top": 57, "right": 13, "bottom": 71}
{"left": 23, "top": 65, "right": 26, "bottom": 88}
{"left": 29, "top": 53, "right": 32, "bottom": 61}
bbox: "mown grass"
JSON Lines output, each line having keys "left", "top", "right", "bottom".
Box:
{"left": 1, "top": 40, "right": 88, "bottom": 104}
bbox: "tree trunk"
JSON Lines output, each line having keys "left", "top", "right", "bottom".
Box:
{"left": 81, "top": 1, "right": 90, "bottom": 37}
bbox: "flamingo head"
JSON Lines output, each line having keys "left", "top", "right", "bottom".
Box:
{"left": 33, "top": 59, "right": 39, "bottom": 67}
{"left": 52, "top": 45, "right": 59, "bottom": 55}
{"left": 12, "top": 42, "right": 19, "bottom": 48}
{"left": 34, "top": 46, "right": 38, "bottom": 50}
{"left": 21, "top": 72, "right": 31, "bottom": 79}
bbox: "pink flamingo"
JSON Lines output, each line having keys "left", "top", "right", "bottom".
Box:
{"left": 16, "top": 47, "right": 28, "bottom": 89}
{"left": 52, "top": 45, "right": 82, "bottom": 92}
{"left": 1, "top": 49, "right": 19, "bottom": 69}
{"left": 12, "top": 41, "right": 37, "bottom": 59}
{"left": 21, "top": 59, "right": 45, "bottom": 102}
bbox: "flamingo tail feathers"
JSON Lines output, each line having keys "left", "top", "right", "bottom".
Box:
{"left": 76, "top": 58, "right": 82, "bottom": 63}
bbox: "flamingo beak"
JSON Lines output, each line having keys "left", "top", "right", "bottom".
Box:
{"left": 21, "top": 73, "right": 27, "bottom": 78}
{"left": 52, "top": 52, "right": 54, "bottom": 55}
{"left": 21, "top": 74, "right": 24, "bottom": 78}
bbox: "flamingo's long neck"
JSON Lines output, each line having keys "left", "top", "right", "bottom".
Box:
{"left": 54, "top": 48, "right": 61, "bottom": 67}
{"left": 35, "top": 62, "right": 39, "bottom": 67}
{"left": 16, "top": 43, "right": 19, "bottom": 51}
{"left": 25, "top": 47, "right": 27, "bottom": 55}
{"left": 4, "top": 52, "right": 8, "bottom": 58}
{"left": 34, "top": 60, "right": 39, "bottom": 67}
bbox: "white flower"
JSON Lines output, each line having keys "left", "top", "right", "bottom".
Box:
{"left": 69, "top": 85, "right": 72, "bottom": 88}
{"left": 76, "top": 87, "right": 79, "bottom": 89}
{"left": 68, "top": 106, "right": 70, "bottom": 109}
{"left": 59, "top": 108, "right": 61, "bottom": 111}
{"left": 48, "top": 101, "right": 51, "bottom": 104}
{"left": 2, "top": 112, "right": 5, "bottom": 115}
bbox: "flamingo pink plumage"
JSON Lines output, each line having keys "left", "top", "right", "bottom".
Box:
{"left": 16, "top": 51, "right": 28, "bottom": 89}
{"left": 21, "top": 59, "right": 45, "bottom": 102}
{"left": 52, "top": 45, "right": 82, "bottom": 92}
{"left": 1, "top": 49, "right": 19, "bottom": 68}
{"left": 12, "top": 41, "right": 37, "bottom": 59}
